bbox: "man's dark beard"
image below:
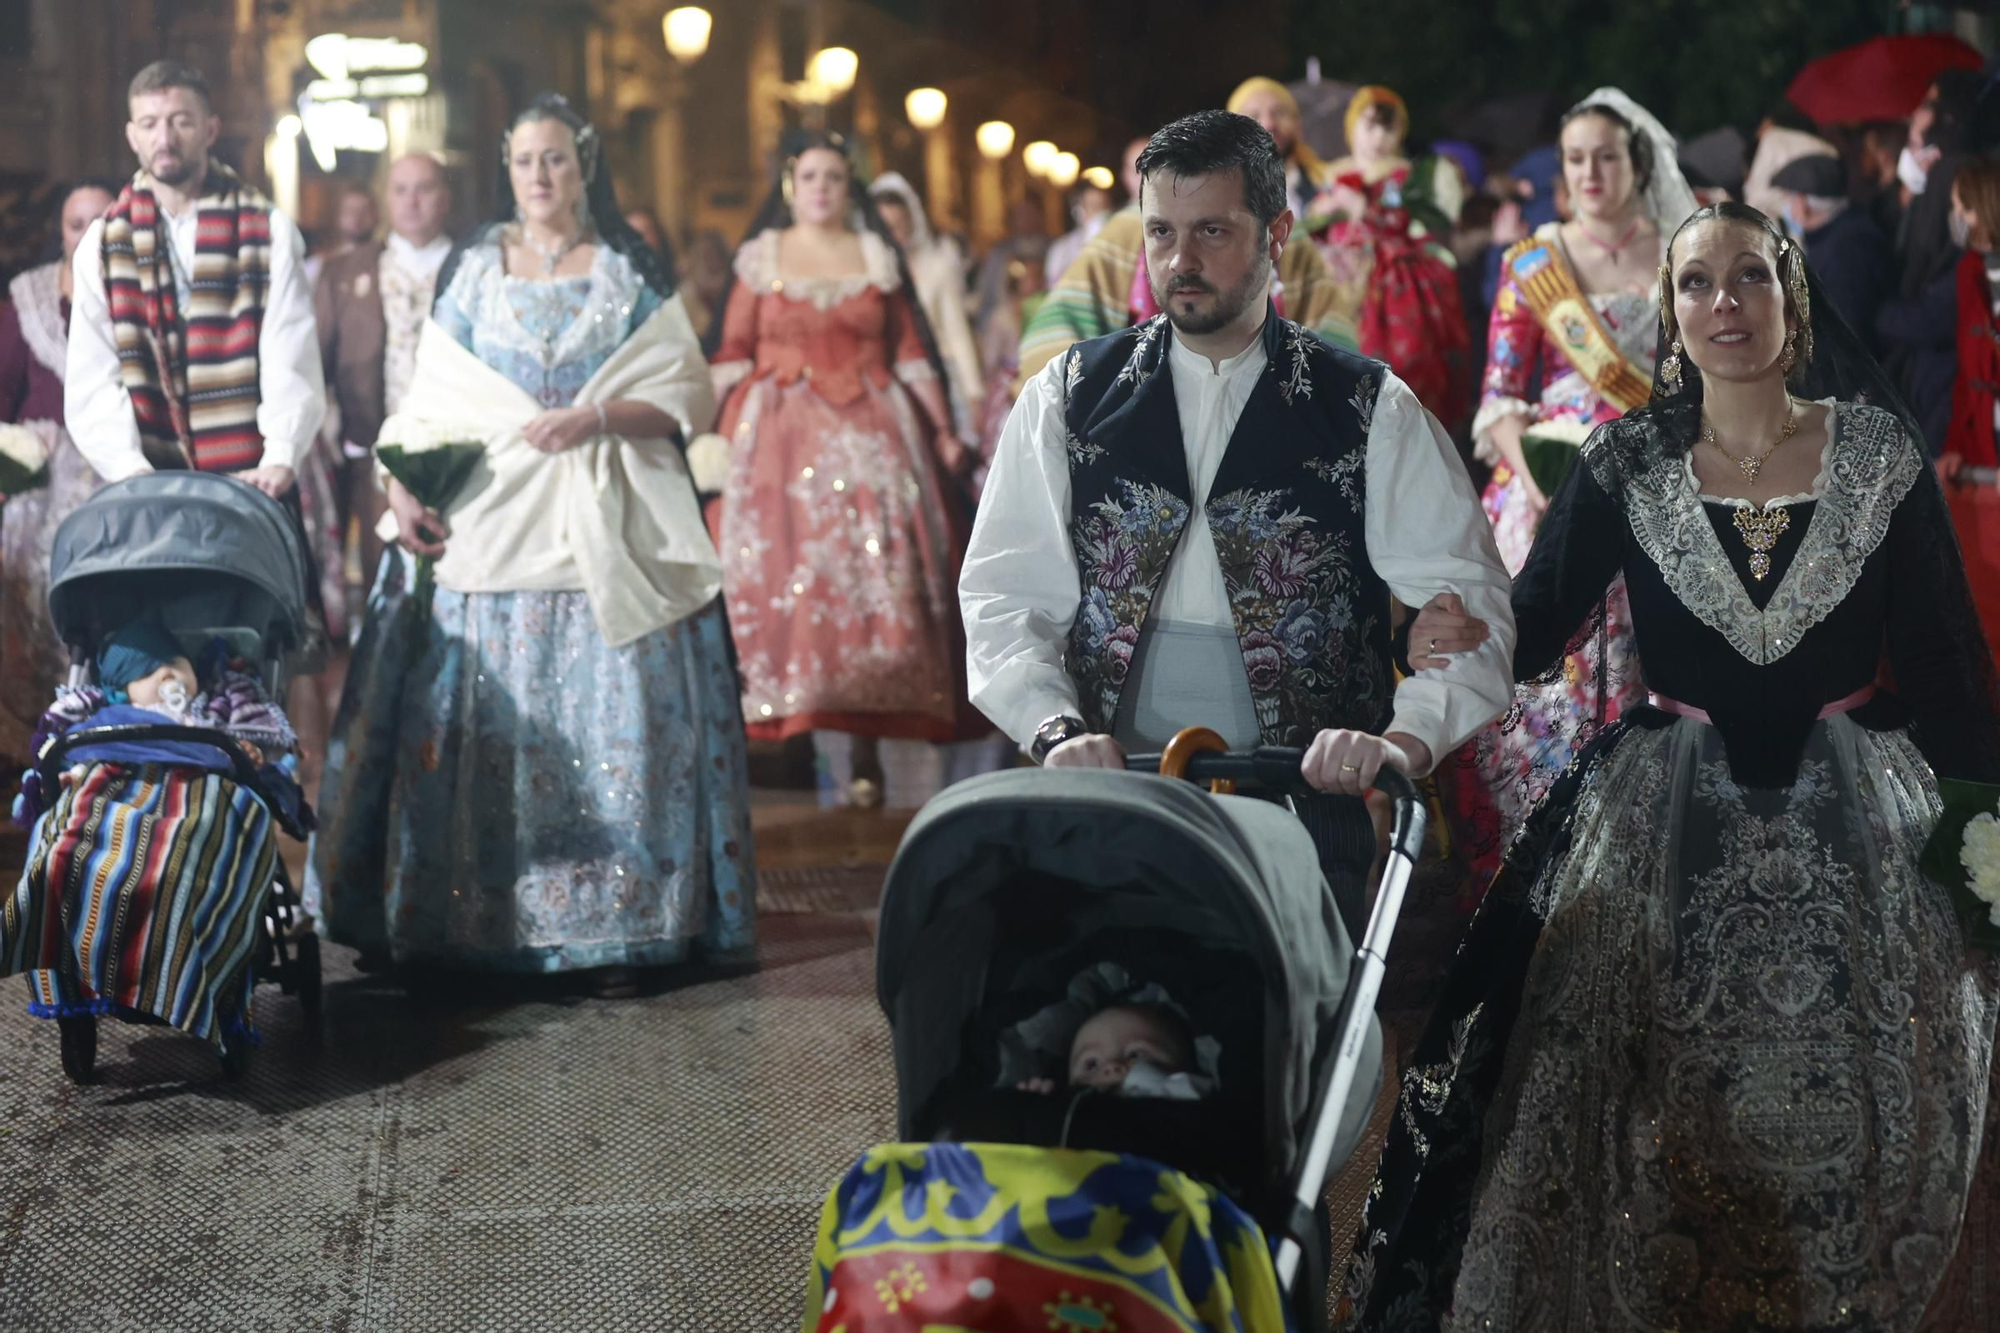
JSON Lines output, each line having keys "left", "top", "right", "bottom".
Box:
{"left": 151, "top": 153, "right": 201, "bottom": 188}
{"left": 1156, "top": 256, "right": 1269, "bottom": 337}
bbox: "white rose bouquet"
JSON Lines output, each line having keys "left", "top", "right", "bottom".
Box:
{"left": 372, "top": 417, "right": 484, "bottom": 613}
{"left": 0, "top": 423, "right": 50, "bottom": 497}
{"left": 1919, "top": 778, "right": 2000, "bottom": 948}
{"left": 1519, "top": 416, "right": 1597, "bottom": 500}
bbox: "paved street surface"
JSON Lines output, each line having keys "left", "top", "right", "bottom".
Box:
{"left": 0, "top": 799, "right": 908, "bottom": 1332}
{"left": 0, "top": 791, "right": 1433, "bottom": 1332}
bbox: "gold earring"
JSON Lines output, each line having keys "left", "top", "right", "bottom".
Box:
{"left": 1780, "top": 330, "right": 1797, "bottom": 376}
{"left": 1662, "top": 340, "right": 1683, "bottom": 393}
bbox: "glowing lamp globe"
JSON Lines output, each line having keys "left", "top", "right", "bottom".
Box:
{"left": 904, "top": 87, "right": 947, "bottom": 131}
{"left": 807, "top": 46, "right": 859, "bottom": 97}
{"left": 662, "top": 8, "right": 712, "bottom": 64}
{"left": 1083, "top": 165, "right": 1114, "bottom": 190}
{"left": 976, "top": 121, "right": 1016, "bottom": 160}
{"left": 1048, "top": 151, "right": 1080, "bottom": 188}
{"left": 1021, "top": 140, "right": 1058, "bottom": 177}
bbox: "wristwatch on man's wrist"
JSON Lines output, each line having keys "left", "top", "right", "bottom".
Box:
{"left": 1030, "top": 713, "right": 1089, "bottom": 764}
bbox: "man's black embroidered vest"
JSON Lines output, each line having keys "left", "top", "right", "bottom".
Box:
{"left": 1059, "top": 305, "right": 1395, "bottom": 747}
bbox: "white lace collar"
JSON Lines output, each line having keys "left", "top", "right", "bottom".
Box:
{"left": 1617, "top": 400, "right": 1921, "bottom": 666}
{"left": 6, "top": 262, "right": 66, "bottom": 379}
{"left": 1688, "top": 398, "right": 1838, "bottom": 509}
{"left": 733, "top": 227, "right": 901, "bottom": 310}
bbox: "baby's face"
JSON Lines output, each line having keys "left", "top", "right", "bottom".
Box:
{"left": 126, "top": 656, "right": 196, "bottom": 710}
{"left": 1068, "top": 1006, "right": 1192, "bottom": 1091}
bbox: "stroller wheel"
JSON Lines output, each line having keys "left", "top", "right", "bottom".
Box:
{"left": 294, "top": 932, "right": 323, "bottom": 1025}
{"left": 57, "top": 1016, "right": 98, "bottom": 1084}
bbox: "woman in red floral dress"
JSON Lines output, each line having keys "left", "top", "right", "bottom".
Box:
{"left": 706, "top": 135, "right": 972, "bottom": 805}
{"left": 1309, "top": 86, "right": 1471, "bottom": 431}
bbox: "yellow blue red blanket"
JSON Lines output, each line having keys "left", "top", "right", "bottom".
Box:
{"left": 803, "top": 1141, "right": 1292, "bottom": 1332}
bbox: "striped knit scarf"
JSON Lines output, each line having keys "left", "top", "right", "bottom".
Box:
{"left": 100, "top": 161, "right": 271, "bottom": 474}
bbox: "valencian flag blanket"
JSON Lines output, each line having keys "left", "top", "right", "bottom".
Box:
{"left": 802, "top": 1141, "right": 1293, "bottom": 1332}
{"left": 1, "top": 763, "right": 274, "bottom": 1052}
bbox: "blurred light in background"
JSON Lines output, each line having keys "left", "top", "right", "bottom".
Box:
{"left": 662, "top": 7, "right": 712, "bottom": 65}
{"left": 904, "top": 87, "right": 947, "bottom": 130}
{"left": 976, "top": 120, "right": 1016, "bottom": 159}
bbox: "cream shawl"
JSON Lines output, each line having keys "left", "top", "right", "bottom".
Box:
{"left": 379, "top": 295, "right": 720, "bottom": 647}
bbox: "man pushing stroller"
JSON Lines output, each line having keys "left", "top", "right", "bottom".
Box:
{"left": 961, "top": 109, "right": 1515, "bottom": 919}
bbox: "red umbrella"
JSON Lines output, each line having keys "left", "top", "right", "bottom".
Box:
{"left": 1786, "top": 33, "right": 1983, "bottom": 126}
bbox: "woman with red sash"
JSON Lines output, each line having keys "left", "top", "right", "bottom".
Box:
{"left": 1436, "top": 88, "right": 1697, "bottom": 882}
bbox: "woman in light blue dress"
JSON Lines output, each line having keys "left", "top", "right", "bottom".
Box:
{"left": 308, "top": 95, "right": 753, "bottom": 991}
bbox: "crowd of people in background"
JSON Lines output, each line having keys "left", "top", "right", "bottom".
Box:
{"left": 6, "top": 54, "right": 2000, "bottom": 981}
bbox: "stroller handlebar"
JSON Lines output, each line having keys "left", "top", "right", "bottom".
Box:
{"left": 1122, "top": 744, "right": 1420, "bottom": 806}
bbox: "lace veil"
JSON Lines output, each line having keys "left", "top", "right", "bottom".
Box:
{"left": 1568, "top": 87, "right": 1699, "bottom": 239}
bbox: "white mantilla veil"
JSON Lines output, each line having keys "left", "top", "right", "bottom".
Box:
{"left": 1569, "top": 86, "right": 1699, "bottom": 238}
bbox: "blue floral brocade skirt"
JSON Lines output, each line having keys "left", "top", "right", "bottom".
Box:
{"left": 306, "top": 553, "right": 756, "bottom": 972}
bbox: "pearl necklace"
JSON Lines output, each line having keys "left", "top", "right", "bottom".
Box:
{"left": 520, "top": 224, "right": 585, "bottom": 276}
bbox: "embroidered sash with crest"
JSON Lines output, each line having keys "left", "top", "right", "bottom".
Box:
{"left": 1504, "top": 236, "right": 1654, "bottom": 413}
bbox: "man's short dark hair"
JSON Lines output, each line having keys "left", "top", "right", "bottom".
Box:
{"left": 128, "top": 60, "right": 212, "bottom": 113}
{"left": 1135, "top": 110, "right": 1287, "bottom": 229}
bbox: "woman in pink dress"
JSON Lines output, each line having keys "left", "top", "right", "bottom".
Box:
{"left": 706, "top": 134, "right": 973, "bottom": 806}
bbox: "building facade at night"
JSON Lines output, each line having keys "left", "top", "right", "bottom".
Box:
{"left": 0, "top": 0, "right": 1169, "bottom": 280}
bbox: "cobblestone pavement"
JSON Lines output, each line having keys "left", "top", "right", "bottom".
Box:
{"left": 0, "top": 805, "right": 900, "bottom": 1333}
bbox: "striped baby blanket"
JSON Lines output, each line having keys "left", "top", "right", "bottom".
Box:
{"left": 2, "top": 762, "right": 276, "bottom": 1052}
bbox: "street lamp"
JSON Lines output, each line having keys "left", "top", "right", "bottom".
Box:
{"left": 807, "top": 46, "right": 859, "bottom": 99}
{"left": 662, "top": 7, "right": 712, "bottom": 65}
{"left": 1083, "top": 165, "right": 1114, "bottom": 190}
{"left": 976, "top": 120, "right": 1015, "bottom": 159}
{"left": 1021, "top": 140, "right": 1057, "bottom": 178}
{"left": 1048, "top": 151, "right": 1080, "bottom": 188}
{"left": 904, "top": 87, "right": 946, "bottom": 131}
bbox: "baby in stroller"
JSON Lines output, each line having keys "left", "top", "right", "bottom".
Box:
{"left": 16, "top": 620, "right": 308, "bottom": 828}
{"left": 0, "top": 472, "right": 323, "bottom": 1083}
{"left": 804, "top": 753, "right": 1425, "bottom": 1331}
{"left": 1011, "top": 962, "right": 1216, "bottom": 1101}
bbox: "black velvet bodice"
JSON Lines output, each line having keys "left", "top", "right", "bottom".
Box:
{"left": 1511, "top": 403, "right": 2000, "bottom": 787}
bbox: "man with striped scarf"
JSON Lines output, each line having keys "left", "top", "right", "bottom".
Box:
{"left": 65, "top": 60, "right": 323, "bottom": 500}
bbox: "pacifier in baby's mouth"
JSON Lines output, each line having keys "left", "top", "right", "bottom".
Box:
{"left": 1117, "top": 1058, "right": 1205, "bottom": 1102}
{"left": 152, "top": 677, "right": 190, "bottom": 717}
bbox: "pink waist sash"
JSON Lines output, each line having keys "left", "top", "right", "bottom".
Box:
{"left": 1646, "top": 683, "right": 1878, "bottom": 727}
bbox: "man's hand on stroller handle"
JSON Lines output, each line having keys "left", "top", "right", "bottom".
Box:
{"left": 1301, "top": 729, "right": 1428, "bottom": 797}
{"left": 1044, "top": 733, "right": 1125, "bottom": 769}
{"left": 386, "top": 475, "right": 450, "bottom": 558}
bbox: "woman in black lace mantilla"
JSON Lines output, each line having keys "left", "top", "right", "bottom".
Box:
{"left": 1344, "top": 202, "right": 2000, "bottom": 1331}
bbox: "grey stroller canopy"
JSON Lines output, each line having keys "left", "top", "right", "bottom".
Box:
{"left": 48, "top": 472, "right": 310, "bottom": 662}
{"left": 875, "top": 767, "right": 1383, "bottom": 1196}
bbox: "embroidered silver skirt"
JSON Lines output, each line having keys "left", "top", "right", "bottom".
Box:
{"left": 1448, "top": 715, "right": 2000, "bottom": 1331}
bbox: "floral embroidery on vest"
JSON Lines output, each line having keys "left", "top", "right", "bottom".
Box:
{"left": 1068, "top": 478, "right": 1192, "bottom": 728}
{"left": 1209, "top": 485, "right": 1388, "bottom": 743}
{"left": 1279, "top": 319, "right": 1316, "bottom": 405}
{"left": 1115, "top": 314, "right": 1166, "bottom": 388}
